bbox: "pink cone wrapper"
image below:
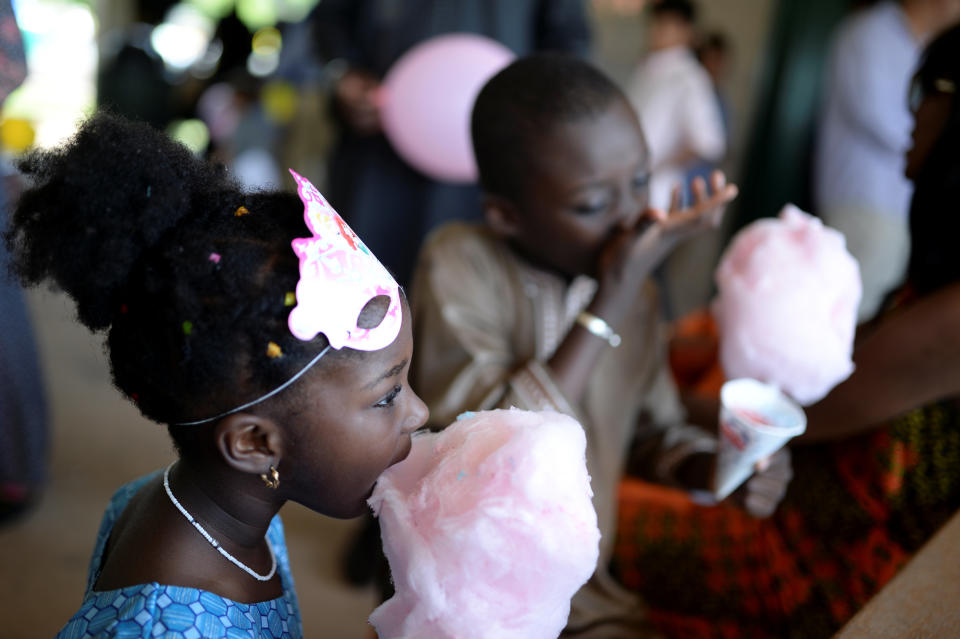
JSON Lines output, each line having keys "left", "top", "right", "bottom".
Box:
{"left": 714, "top": 378, "right": 806, "bottom": 500}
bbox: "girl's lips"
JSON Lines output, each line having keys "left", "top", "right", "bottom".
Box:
{"left": 367, "top": 435, "right": 414, "bottom": 499}
{"left": 389, "top": 434, "right": 413, "bottom": 468}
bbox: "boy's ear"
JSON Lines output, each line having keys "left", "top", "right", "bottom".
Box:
{"left": 214, "top": 413, "right": 284, "bottom": 475}
{"left": 483, "top": 195, "right": 522, "bottom": 239}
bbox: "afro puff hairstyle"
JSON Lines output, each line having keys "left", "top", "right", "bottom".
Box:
{"left": 4, "top": 112, "right": 330, "bottom": 431}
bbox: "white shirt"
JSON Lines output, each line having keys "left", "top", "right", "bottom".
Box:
{"left": 627, "top": 45, "right": 726, "bottom": 209}
{"left": 814, "top": 1, "right": 920, "bottom": 221}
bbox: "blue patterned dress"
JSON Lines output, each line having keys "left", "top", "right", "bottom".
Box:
{"left": 55, "top": 472, "right": 303, "bottom": 639}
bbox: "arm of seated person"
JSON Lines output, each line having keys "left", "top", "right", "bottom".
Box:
{"left": 800, "top": 282, "right": 960, "bottom": 443}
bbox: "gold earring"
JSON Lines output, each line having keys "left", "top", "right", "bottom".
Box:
{"left": 260, "top": 465, "right": 279, "bottom": 490}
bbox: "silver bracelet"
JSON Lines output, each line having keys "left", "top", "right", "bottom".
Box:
{"left": 575, "top": 311, "right": 622, "bottom": 347}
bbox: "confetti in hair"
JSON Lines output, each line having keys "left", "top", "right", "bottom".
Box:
{"left": 209, "top": 252, "right": 221, "bottom": 264}
{"left": 266, "top": 341, "right": 283, "bottom": 358}
{"left": 234, "top": 206, "right": 250, "bottom": 217}
{"left": 284, "top": 291, "right": 296, "bottom": 307}
{"left": 182, "top": 320, "right": 193, "bottom": 336}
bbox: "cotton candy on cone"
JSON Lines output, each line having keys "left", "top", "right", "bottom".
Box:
{"left": 713, "top": 205, "right": 861, "bottom": 405}
{"left": 367, "top": 409, "right": 600, "bottom": 639}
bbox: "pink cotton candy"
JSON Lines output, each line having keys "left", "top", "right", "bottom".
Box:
{"left": 713, "top": 204, "right": 862, "bottom": 406}
{"left": 367, "top": 409, "right": 600, "bottom": 639}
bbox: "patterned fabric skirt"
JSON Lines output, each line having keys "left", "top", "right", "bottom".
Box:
{"left": 612, "top": 401, "right": 960, "bottom": 638}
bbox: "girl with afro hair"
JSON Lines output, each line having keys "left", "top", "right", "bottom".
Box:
{"left": 5, "top": 112, "right": 427, "bottom": 638}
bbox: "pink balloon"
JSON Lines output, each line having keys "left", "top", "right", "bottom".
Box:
{"left": 380, "top": 33, "right": 515, "bottom": 183}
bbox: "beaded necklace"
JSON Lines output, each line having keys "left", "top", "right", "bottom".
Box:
{"left": 162, "top": 463, "right": 277, "bottom": 582}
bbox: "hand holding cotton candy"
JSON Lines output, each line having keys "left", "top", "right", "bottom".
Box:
{"left": 367, "top": 409, "right": 600, "bottom": 639}
{"left": 713, "top": 205, "right": 862, "bottom": 405}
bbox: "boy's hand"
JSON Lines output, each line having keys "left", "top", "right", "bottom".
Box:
{"left": 732, "top": 447, "right": 793, "bottom": 518}
{"left": 591, "top": 207, "right": 669, "bottom": 325}
{"left": 660, "top": 170, "right": 738, "bottom": 240}
{"left": 597, "top": 208, "right": 668, "bottom": 286}
{"left": 590, "top": 171, "right": 737, "bottom": 327}
{"left": 673, "top": 447, "right": 792, "bottom": 517}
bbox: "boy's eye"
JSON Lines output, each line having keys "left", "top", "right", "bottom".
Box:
{"left": 573, "top": 200, "right": 609, "bottom": 216}
{"left": 374, "top": 385, "right": 403, "bottom": 408}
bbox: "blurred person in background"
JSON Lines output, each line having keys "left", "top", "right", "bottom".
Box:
{"left": 627, "top": 0, "right": 725, "bottom": 214}
{"left": 695, "top": 31, "right": 732, "bottom": 127}
{"left": 195, "top": 12, "right": 284, "bottom": 190}
{"left": 97, "top": 0, "right": 181, "bottom": 130}
{"left": 0, "top": 0, "right": 46, "bottom": 524}
{"left": 814, "top": 0, "right": 960, "bottom": 322}
{"left": 626, "top": 0, "right": 727, "bottom": 319}
{"left": 686, "top": 30, "right": 732, "bottom": 190}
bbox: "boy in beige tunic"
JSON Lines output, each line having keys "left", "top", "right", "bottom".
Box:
{"left": 410, "top": 55, "right": 792, "bottom": 638}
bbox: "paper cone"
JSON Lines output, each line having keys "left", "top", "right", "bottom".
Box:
{"left": 713, "top": 378, "right": 806, "bottom": 500}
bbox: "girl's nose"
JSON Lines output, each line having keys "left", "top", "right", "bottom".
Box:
{"left": 403, "top": 392, "right": 429, "bottom": 434}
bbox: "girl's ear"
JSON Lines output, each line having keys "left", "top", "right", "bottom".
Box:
{"left": 483, "top": 195, "right": 522, "bottom": 239}
{"left": 214, "top": 413, "right": 284, "bottom": 474}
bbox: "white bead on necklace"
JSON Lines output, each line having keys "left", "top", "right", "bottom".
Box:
{"left": 162, "top": 463, "right": 277, "bottom": 582}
